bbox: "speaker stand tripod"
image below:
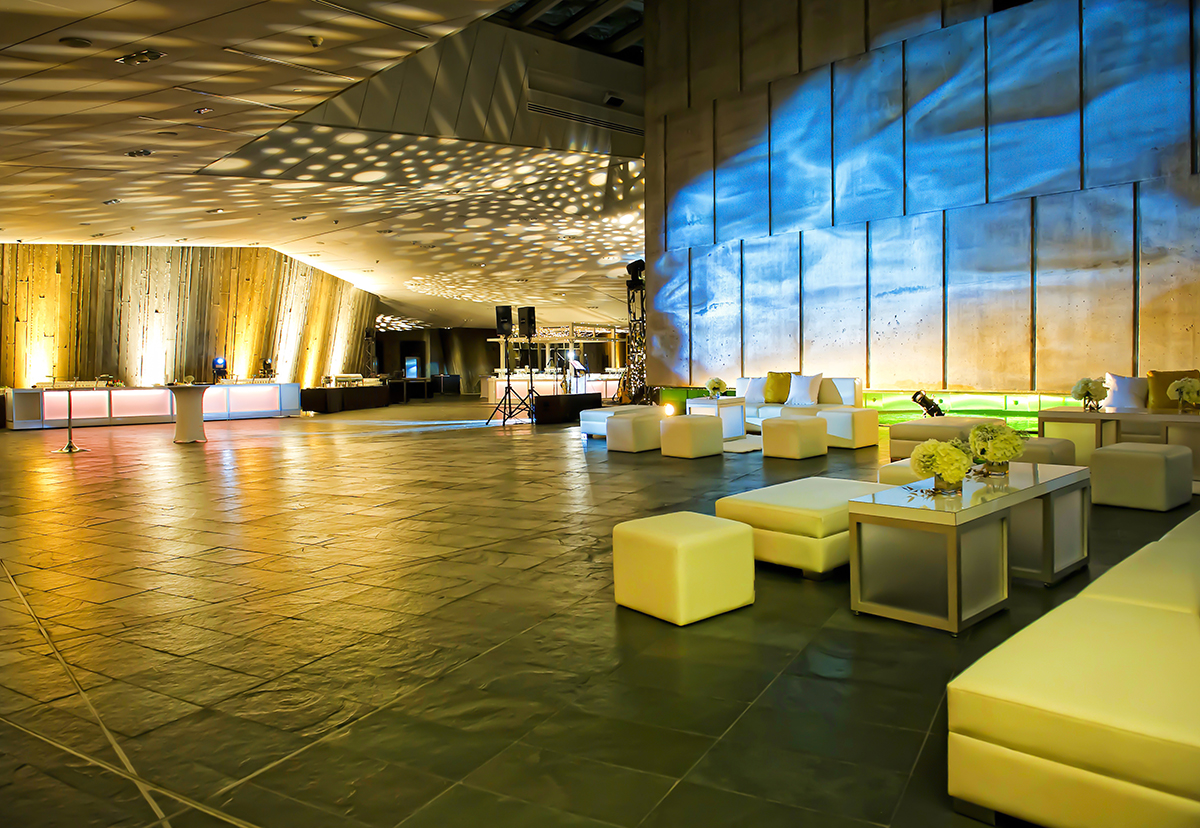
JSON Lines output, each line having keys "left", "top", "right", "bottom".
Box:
{"left": 487, "top": 335, "right": 534, "bottom": 425}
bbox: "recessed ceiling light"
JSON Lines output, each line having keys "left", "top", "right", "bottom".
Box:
{"left": 115, "top": 49, "right": 165, "bottom": 66}
{"left": 102, "top": 199, "right": 121, "bottom": 205}
{"left": 207, "top": 208, "right": 224, "bottom": 214}
{"left": 194, "top": 108, "right": 214, "bottom": 115}
{"left": 156, "top": 131, "right": 178, "bottom": 136}
{"left": 125, "top": 149, "right": 153, "bottom": 157}
{"left": 59, "top": 37, "right": 91, "bottom": 48}
{"left": 292, "top": 216, "right": 308, "bottom": 221}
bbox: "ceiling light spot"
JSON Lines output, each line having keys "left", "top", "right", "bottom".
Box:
{"left": 59, "top": 37, "right": 92, "bottom": 48}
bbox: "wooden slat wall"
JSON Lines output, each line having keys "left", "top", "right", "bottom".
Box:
{"left": 0, "top": 244, "right": 378, "bottom": 388}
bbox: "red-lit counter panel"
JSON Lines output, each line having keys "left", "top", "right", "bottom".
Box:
{"left": 4, "top": 384, "right": 301, "bottom": 430}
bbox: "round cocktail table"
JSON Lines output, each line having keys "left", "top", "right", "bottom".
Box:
{"left": 168, "top": 385, "right": 208, "bottom": 443}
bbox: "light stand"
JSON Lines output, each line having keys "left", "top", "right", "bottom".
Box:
{"left": 486, "top": 334, "right": 534, "bottom": 425}
{"left": 615, "top": 259, "right": 648, "bottom": 404}
{"left": 53, "top": 381, "right": 89, "bottom": 454}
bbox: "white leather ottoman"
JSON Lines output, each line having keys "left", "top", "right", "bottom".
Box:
{"left": 714, "top": 477, "right": 893, "bottom": 577}
{"left": 1090, "top": 443, "right": 1193, "bottom": 511}
{"left": 762, "top": 416, "right": 827, "bottom": 459}
{"left": 661, "top": 415, "right": 724, "bottom": 458}
{"left": 819, "top": 407, "right": 879, "bottom": 449}
{"left": 612, "top": 512, "right": 754, "bottom": 625}
{"left": 782, "top": 407, "right": 879, "bottom": 448}
{"left": 580, "top": 404, "right": 661, "bottom": 437}
{"left": 888, "top": 416, "right": 1005, "bottom": 460}
{"left": 878, "top": 458, "right": 925, "bottom": 485}
{"left": 1019, "top": 436, "right": 1076, "bottom": 465}
{"left": 606, "top": 411, "right": 662, "bottom": 453}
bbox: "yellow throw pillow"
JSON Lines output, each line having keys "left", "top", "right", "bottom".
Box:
{"left": 764, "top": 372, "right": 791, "bottom": 404}
{"left": 1147, "top": 369, "right": 1200, "bottom": 409}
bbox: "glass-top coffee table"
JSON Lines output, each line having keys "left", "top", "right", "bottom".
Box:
{"left": 847, "top": 463, "right": 1090, "bottom": 635}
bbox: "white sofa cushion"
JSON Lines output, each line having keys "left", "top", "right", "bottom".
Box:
{"left": 745, "top": 377, "right": 767, "bottom": 405}
{"left": 735, "top": 377, "right": 752, "bottom": 398}
{"left": 1102, "top": 373, "right": 1150, "bottom": 409}
{"left": 949, "top": 595, "right": 1200, "bottom": 801}
{"left": 784, "top": 373, "right": 823, "bottom": 406}
{"left": 1081, "top": 538, "right": 1200, "bottom": 614}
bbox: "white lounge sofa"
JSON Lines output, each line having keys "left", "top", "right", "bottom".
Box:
{"left": 947, "top": 517, "right": 1200, "bottom": 827}
{"left": 579, "top": 404, "right": 664, "bottom": 438}
{"left": 739, "top": 377, "right": 864, "bottom": 432}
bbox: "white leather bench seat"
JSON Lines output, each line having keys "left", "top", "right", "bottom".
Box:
{"left": 949, "top": 596, "right": 1200, "bottom": 806}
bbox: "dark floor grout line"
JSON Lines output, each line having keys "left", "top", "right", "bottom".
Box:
{"left": 0, "top": 714, "right": 264, "bottom": 828}
{"left": 1, "top": 560, "right": 176, "bottom": 827}
{"left": 886, "top": 690, "right": 948, "bottom": 827}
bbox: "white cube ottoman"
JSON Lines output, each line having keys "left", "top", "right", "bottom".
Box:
{"left": 580, "top": 405, "right": 663, "bottom": 437}
{"left": 1019, "top": 436, "right": 1076, "bottom": 465}
{"left": 612, "top": 512, "right": 754, "bottom": 625}
{"left": 763, "top": 416, "right": 827, "bottom": 459}
{"left": 661, "top": 415, "right": 724, "bottom": 458}
{"left": 1091, "top": 443, "right": 1193, "bottom": 511}
{"left": 878, "top": 458, "right": 925, "bottom": 486}
{"left": 715, "top": 477, "right": 893, "bottom": 577}
{"left": 888, "top": 416, "right": 1005, "bottom": 460}
{"left": 819, "top": 407, "right": 879, "bottom": 449}
{"left": 606, "top": 411, "right": 662, "bottom": 453}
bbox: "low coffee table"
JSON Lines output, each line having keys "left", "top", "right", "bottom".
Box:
{"left": 847, "top": 463, "right": 1090, "bottom": 635}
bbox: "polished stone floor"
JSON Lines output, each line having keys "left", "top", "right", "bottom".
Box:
{"left": 0, "top": 400, "right": 1194, "bottom": 828}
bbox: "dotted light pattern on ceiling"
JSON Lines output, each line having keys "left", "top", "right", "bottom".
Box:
{"left": 375, "top": 313, "right": 425, "bottom": 331}
{"left": 0, "top": 121, "right": 644, "bottom": 328}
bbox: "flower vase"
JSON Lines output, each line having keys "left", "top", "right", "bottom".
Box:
{"left": 1083, "top": 397, "right": 1101, "bottom": 412}
{"left": 983, "top": 461, "right": 1009, "bottom": 477}
{"left": 710, "top": 391, "right": 722, "bottom": 400}
{"left": 933, "top": 475, "right": 962, "bottom": 494}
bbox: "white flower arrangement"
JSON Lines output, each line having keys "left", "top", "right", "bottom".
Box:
{"left": 1167, "top": 377, "right": 1200, "bottom": 405}
{"left": 705, "top": 377, "right": 728, "bottom": 397}
{"left": 1070, "top": 377, "right": 1108, "bottom": 411}
{"left": 910, "top": 438, "right": 974, "bottom": 486}
{"left": 969, "top": 423, "right": 1027, "bottom": 465}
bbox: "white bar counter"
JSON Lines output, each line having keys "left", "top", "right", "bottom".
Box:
{"left": 5, "top": 383, "right": 301, "bottom": 430}
{"left": 483, "top": 373, "right": 622, "bottom": 404}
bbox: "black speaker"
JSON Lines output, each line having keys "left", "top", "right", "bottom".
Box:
{"left": 518, "top": 306, "right": 536, "bottom": 338}
{"left": 495, "top": 305, "right": 513, "bottom": 337}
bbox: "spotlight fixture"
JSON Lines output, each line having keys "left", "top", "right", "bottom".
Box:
{"left": 115, "top": 49, "right": 165, "bottom": 66}
{"left": 212, "top": 356, "right": 228, "bottom": 381}
{"left": 125, "top": 149, "right": 153, "bottom": 157}
{"left": 222, "top": 47, "right": 355, "bottom": 80}
{"left": 194, "top": 107, "right": 214, "bottom": 115}
{"left": 206, "top": 208, "right": 224, "bottom": 214}
{"left": 59, "top": 37, "right": 92, "bottom": 48}
{"left": 260, "top": 357, "right": 275, "bottom": 378}
{"left": 912, "top": 390, "right": 946, "bottom": 418}
{"left": 292, "top": 215, "right": 308, "bottom": 221}
{"left": 102, "top": 198, "right": 121, "bottom": 205}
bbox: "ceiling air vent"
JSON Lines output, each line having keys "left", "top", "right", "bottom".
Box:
{"left": 526, "top": 103, "right": 644, "bottom": 137}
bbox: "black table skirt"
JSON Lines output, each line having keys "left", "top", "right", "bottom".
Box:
{"left": 300, "top": 385, "right": 389, "bottom": 413}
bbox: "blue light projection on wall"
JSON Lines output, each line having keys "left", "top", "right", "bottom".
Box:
{"left": 648, "top": 0, "right": 1198, "bottom": 393}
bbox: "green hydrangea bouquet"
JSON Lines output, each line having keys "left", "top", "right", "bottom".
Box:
{"left": 969, "top": 423, "right": 1027, "bottom": 476}
{"left": 910, "top": 438, "right": 973, "bottom": 493}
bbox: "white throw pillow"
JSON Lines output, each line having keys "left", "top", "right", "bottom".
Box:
{"left": 734, "top": 377, "right": 752, "bottom": 398}
{"left": 745, "top": 377, "right": 768, "bottom": 405}
{"left": 785, "top": 373, "right": 823, "bottom": 406}
{"left": 1102, "top": 373, "right": 1149, "bottom": 409}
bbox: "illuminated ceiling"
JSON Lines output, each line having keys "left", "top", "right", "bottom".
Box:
{"left": 0, "top": 0, "right": 646, "bottom": 328}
